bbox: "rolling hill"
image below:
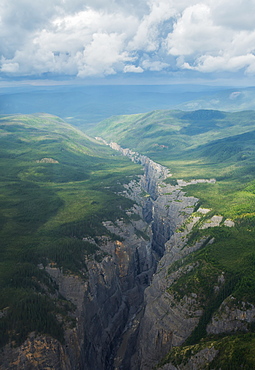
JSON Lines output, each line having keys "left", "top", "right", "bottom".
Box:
{"left": 91, "top": 108, "right": 255, "bottom": 368}
{"left": 0, "top": 113, "right": 141, "bottom": 347}
{"left": 2, "top": 107, "right": 255, "bottom": 368}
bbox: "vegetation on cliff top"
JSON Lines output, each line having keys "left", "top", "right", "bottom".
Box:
{"left": 2, "top": 107, "right": 255, "bottom": 365}
{"left": 92, "top": 108, "right": 255, "bottom": 367}
{"left": 0, "top": 113, "right": 142, "bottom": 347}
{"left": 158, "top": 333, "right": 255, "bottom": 369}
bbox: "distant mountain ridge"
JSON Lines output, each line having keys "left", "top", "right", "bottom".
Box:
{"left": 90, "top": 108, "right": 255, "bottom": 159}
{"left": 2, "top": 85, "right": 255, "bottom": 130}
{"left": 1, "top": 108, "right": 255, "bottom": 368}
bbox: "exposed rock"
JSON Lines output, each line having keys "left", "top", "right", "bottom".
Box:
{"left": 207, "top": 297, "right": 255, "bottom": 335}
{"left": 197, "top": 207, "right": 211, "bottom": 214}
{"left": 45, "top": 267, "right": 87, "bottom": 314}
{"left": 36, "top": 157, "right": 59, "bottom": 163}
{"left": 135, "top": 231, "right": 206, "bottom": 369}
{"left": 177, "top": 179, "right": 216, "bottom": 186}
{"left": 224, "top": 219, "right": 235, "bottom": 227}
{"left": 1, "top": 139, "right": 228, "bottom": 370}
{"left": 108, "top": 141, "right": 170, "bottom": 200}
{"left": 0, "top": 183, "right": 155, "bottom": 370}
{"left": 159, "top": 346, "right": 219, "bottom": 370}
{"left": 200, "top": 215, "right": 223, "bottom": 229}
{"left": 0, "top": 333, "right": 71, "bottom": 370}
{"left": 102, "top": 140, "right": 222, "bottom": 370}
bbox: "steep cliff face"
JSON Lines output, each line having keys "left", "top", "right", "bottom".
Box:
{"left": 0, "top": 199, "right": 155, "bottom": 370}
{"left": 133, "top": 186, "right": 202, "bottom": 369}
{"left": 103, "top": 141, "right": 210, "bottom": 369}
{"left": 1, "top": 139, "right": 241, "bottom": 370}
{"left": 0, "top": 139, "right": 165, "bottom": 370}
{"left": 106, "top": 140, "right": 187, "bottom": 257}
{"left": 108, "top": 141, "right": 169, "bottom": 201}
{"left": 80, "top": 210, "right": 155, "bottom": 370}
{"left": 76, "top": 142, "right": 255, "bottom": 370}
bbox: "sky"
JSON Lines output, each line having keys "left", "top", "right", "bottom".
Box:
{"left": 1, "top": 0, "right": 255, "bottom": 85}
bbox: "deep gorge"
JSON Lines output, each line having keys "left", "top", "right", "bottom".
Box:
{"left": 79, "top": 141, "right": 174, "bottom": 369}
{"left": 78, "top": 140, "right": 200, "bottom": 369}
{"left": 1, "top": 140, "right": 240, "bottom": 370}
{"left": 1, "top": 108, "right": 255, "bottom": 369}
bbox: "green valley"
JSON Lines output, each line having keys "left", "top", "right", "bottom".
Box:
{"left": 91, "top": 108, "right": 255, "bottom": 369}
{"left": 0, "top": 113, "right": 142, "bottom": 347}
{"left": 91, "top": 109, "right": 255, "bottom": 218}
{"left": 2, "top": 107, "right": 255, "bottom": 369}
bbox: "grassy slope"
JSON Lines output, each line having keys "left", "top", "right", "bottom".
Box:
{"left": 91, "top": 109, "right": 255, "bottom": 219}
{"left": 90, "top": 109, "right": 255, "bottom": 153}
{"left": 0, "top": 114, "right": 142, "bottom": 347}
{"left": 91, "top": 109, "right": 255, "bottom": 368}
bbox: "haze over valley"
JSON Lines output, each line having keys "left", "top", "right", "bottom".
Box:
{"left": 2, "top": 84, "right": 255, "bottom": 130}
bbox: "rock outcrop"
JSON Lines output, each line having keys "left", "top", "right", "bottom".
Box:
{"left": 207, "top": 297, "right": 255, "bottom": 335}
{"left": 159, "top": 346, "right": 219, "bottom": 370}
{"left": 79, "top": 210, "right": 156, "bottom": 370}
{"left": 0, "top": 333, "right": 71, "bottom": 370}
{"left": 36, "top": 157, "right": 59, "bottom": 163}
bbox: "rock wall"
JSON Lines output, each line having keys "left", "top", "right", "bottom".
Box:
{"left": 133, "top": 186, "right": 201, "bottom": 369}
{"left": 108, "top": 141, "right": 169, "bottom": 200}
{"left": 104, "top": 141, "right": 205, "bottom": 369}
{"left": 207, "top": 297, "right": 255, "bottom": 335}
{"left": 79, "top": 211, "right": 156, "bottom": 370}
{"left": 0, "top": 139, "right": 228, "bottom": 370}
{"left": 90, "top": 140, "right": 255, "bottom": 370}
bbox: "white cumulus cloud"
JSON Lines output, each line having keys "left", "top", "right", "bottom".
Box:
{"left": 1, "top": 0, "right": 255, "bottom": 79}
{"left": 141, "top": 59, "right": 169, "bottom": 71}
{"left": 123, "top": 65, "right": 144, "bottom": 73}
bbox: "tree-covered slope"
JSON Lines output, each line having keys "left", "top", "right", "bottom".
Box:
{"left": 90, "top": 109, "right": 255, "bottom": 157}
{"left": 91, "top": 109, "right": 255, "bottom": 218}
{"left": 0, "top": 113, "right": 141, "bottom": 347}
{"left": 92, "top": 108, "right": 255, "bottom": 368}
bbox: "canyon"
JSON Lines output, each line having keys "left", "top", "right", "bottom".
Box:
{"left": 0, "top": 140, "right": 252, "bottom": 370}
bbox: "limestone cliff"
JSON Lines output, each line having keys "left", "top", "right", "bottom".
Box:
{"left": 0, "top": 162, "right": 156, "bottom": 370}
{"left": 79, "top": 208, "right": 155, "bottom": 370}
{"left": 1, "top": 139, "right": 251, "bottom": 370}
{"left": 207, "top": 297, "right": 255, "bottom": 335}
{"left": 102, "top": 140, "right": 212, "bottom": 369}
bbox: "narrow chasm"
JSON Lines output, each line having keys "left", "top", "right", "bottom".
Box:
{"left": 79, "top": 143, "right": 171, "bottom": 370}
{"left": 84, "top": 141, "right": 198, "bottom": 370}
{"left": 4, "top": 140, "right": 200, "bottom": 370}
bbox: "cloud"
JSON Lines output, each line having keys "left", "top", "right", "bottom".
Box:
{"left": 1, "top": 62, "right": 20, "bottom": 73}
{"left": 166, "top": 4, "right": 229, "bottom": 56}
{"left": 184, "top": 54, "right": 255, "bottom": 74}
{"left": 123, "top": 65, "right": 144, "bottom": 73}
{"left": 141, "top": 59, "right": 169, "bottom": 71}
{"left": 76, "top": 32, "right": 135, "bottom": 77}
{"left": 165, "top": 2, "right": 255, "bottom": 75}
{"left": 210, "top": 0, "right": 255, "bottom": 31}
{"left": 128, "top": 0, "right": 176, "bottom": 52}
{"left": 1, "top": 0, "right": 255, "bottom": 79}
{"left": 0, "top": 8, "right": 138, "bottom": 77}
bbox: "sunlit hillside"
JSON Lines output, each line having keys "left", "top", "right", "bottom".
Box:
{"left": 91, "top": 108, "right": 255, "bottom": 367}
